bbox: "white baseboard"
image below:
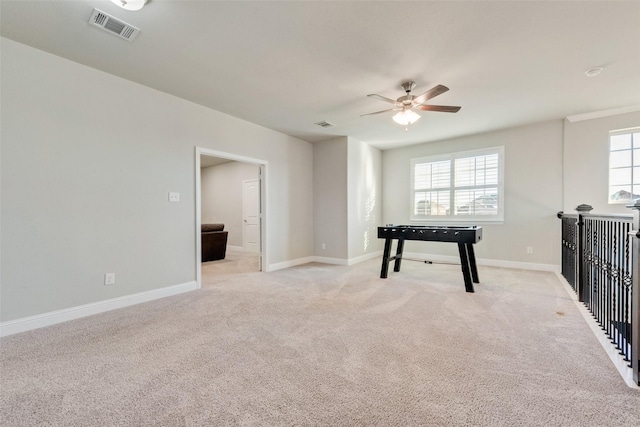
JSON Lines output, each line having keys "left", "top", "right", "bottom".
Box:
{"left": 269, "top": 256, "right": 316, "bottom": 271}
{"left": 269, "top": 251, "right": 383, "bottom": 270}
{"left": 477, "top": 258, "right": 560, "bottom": 272}
{"left": 270, "top": 251, "right": 558, "bottom": 273}
{"left": 403, "top": 251, "right": 560, "bottom": 273}
{"left": 269, "top": 255, "right": 350, "bottom": 270}
{"left": 0, "top": 281, "right": 198, "bottom": 338}
{"left": 555, "top": 273, "right": 638, "bottom": 389}
{"left": 312, "top": 256, "right": 349, "bottom": 266}
{"left": 227, "top": 245, "right": 244, "bottom": 251}
{"left": 347, "top": 250, "right": 383, "bottom": 266}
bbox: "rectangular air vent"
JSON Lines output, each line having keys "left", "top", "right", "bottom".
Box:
{"left": 89, "top": 9, "right": 140, "bottom": 41}
{"left": 314, "top": 121, "right": 334, "bottom": 128}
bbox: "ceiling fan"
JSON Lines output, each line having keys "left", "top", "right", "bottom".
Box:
{"left": 362, "top": 81, "right": 461, "bottom": 130}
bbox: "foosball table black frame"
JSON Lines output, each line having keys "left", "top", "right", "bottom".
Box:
{"left": 378, "top": 225, "right": 483, "bottom": 293}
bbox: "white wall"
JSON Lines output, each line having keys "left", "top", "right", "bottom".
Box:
{"left": 313, "top": 137, "right": 348, "bottom": 259}
{"left": 348, "top": 138, "right": 383, "bottom": 260}
{"left": 0, "top": 38, "right": 313, "bottom": 322}
{"left": 382, "top": 120, "right": 564, "bottom": 268}
{"left": 201, "top": 161, "right": 259, "bottom": 248}
{"left": 563, "top": 111, "right": 640, "bottom": 214}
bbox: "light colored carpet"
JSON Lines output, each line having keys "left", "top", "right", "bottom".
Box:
{"left": 202, "top": 247, "right": 260, "bottom": 281}
{"left": 1, "top": 258, "right": 639, "bottom": 426}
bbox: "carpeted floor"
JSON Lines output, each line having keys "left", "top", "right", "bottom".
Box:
{"left": 1, "top": 257, "right": 639, "bottom": 426}
{"left": 201, "top": 247, "right": 260, "bottom": 281}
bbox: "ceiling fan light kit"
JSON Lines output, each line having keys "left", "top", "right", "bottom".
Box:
{"left": 363, "top": 81, "right": 461, "bottom": 131}
{"left": 110, "top": 0, "right": 147, "bottom": 11}
{"left": 393, "top": 109, "right": 421, "bottom": 127}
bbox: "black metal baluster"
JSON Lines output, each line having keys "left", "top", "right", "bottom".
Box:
{"left": 595, "top": 219, "right": 602, "bottom": 326}
{"left": 600, "top": 219, "right": 605, "bottom": 328}
{"left": 624, "top": 222, "right": 632, "bottom": 362}
{"left": 591, "top": 219, "right": 596, "bottom": 309}
{"left": 613, "top": 218, "right": 630, "bottom": 361}
{"left": 606, "top": 220, "right": 612, "bottom": 340}
{"left": 583, "top": 217, "right": 591, "bottom": 306}
{"left": 614, "top": 221, "right": 621, "bottom": 351}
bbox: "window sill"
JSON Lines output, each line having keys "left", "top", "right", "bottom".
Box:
{"left": 408, "top": 218, "right": 504, "bottom": 226}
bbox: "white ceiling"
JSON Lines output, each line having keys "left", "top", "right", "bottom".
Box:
{"left": 2, "top": 1, "right": 640, "bottom": 150}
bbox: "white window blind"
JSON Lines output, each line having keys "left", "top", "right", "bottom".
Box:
{"left": 411, "top": 147, "right": 504, "bottom": 222}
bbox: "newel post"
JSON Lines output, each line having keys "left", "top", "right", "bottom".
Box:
{"left": 626, "top": 200, "right": 640, "bottom": 386}
{"left": 575, "top": 204, "right": 593, "bottom": 303}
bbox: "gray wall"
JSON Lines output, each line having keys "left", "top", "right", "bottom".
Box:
{"left": 382, "top": 120, "right": 564, "bottom": 267}
{"left": 313, "top": 137, "right": 348, "bottom": 259}
{"left": 201, "top": 161, "right": 260, "bottom": 248}
{"left": 313, "top": 137, "right": 383, "bottom": 262}
{"left": 1, "top": 38, "right": 313, "bottom": 322}
{"left": 3, "top": 35, "right": 637, "bottom": 325}
{"left": 563, "top": 111, "right": 640, "bottom": 214}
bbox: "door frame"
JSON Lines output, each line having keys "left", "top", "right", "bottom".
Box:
{"left": 195, "top": 147, "right": 268, "bottom": 289}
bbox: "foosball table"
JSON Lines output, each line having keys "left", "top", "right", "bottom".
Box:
{"left": 378, "top": 225, "right": 483, "bottom": 292}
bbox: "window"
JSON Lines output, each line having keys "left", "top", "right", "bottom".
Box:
{"left": 411, "top": 147, "right": 504, "bottom": 222}
{"left": 609, "top": 127, "right": 640, "bottom": 203}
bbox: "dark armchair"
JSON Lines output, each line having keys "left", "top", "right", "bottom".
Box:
{"left": 201, "top": 223, "right": 228, "bottom": 261}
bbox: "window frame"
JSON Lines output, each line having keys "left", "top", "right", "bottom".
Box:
{"left": 410, "top": 146, "right": 505, "bottom": 223}
{"left": 608, "top": 127, "right": 640, "bottom": 204}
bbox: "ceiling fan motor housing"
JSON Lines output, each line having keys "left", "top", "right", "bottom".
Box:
{"left": 401, "top": 81, "right": 417, "bottom": 93}
{"left": 398, "top": 95, "right": 414, "bottom": 104}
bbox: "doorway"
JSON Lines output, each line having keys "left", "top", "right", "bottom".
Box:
{"left": 195, "top": 147, "right": 268, "bottom": 289}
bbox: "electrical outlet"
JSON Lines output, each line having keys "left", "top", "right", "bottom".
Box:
{"left": 169, "top": 192, "right": 180, "bottom": 202}
{"left": 104, "top": 273, "right": 116, "bottom": 285}
{"left": 527, "top": 247, "right": 534, "bottom": 254}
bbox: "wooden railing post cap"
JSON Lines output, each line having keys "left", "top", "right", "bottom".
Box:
{"left": 575, "top": 204, "right": 593, "bottom": 212}
{"left": 626, "top": 199, "right": 640, "bottom": 210}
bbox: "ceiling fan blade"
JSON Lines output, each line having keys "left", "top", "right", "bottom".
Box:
{"left": 412, "top": 84, "right": 449, "bottom": 105}
{"left": 367, "top": 94, "right": 400, "bottom": 105}
{"left": 415, "top": 104, "right": 461, "bottom": 113}
{"left": 360, "top": 108, "right": 399, "bottom": 117}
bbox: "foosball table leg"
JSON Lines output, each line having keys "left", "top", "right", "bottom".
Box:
{"left": 467, "top": 243, "right": 479, "bottom": 283}
{"left": 393, "top": 239, "right": 404, "bottom": 272}
{"left": 457, "top": 243, "right": 475, "bottom": 293}
{"left": 380, "top": 238, "right": 392, "bottom": 278}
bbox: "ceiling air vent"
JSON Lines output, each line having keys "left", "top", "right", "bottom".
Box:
{"left": 88, "top": 9, "right": 140, "bottom": 41}
{"left": 314, "top": 121, "right": 334, "bottom": 128}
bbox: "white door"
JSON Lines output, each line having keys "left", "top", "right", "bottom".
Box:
{"left": 243, "top": 179, "right": 260, "bottom": 254}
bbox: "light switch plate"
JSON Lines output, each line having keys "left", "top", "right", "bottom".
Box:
{"left": 105, "top": 273, "right": 115, "bottom": 285}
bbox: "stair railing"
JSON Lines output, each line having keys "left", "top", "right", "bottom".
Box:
{"left": 558, "top": 203, "right": 639, "bottom": 385}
